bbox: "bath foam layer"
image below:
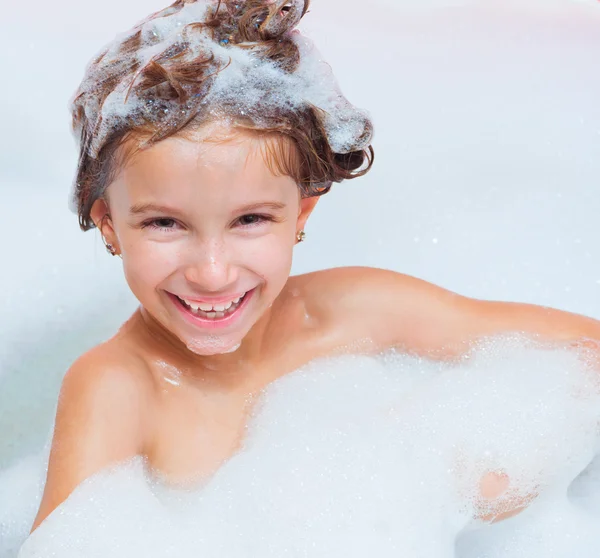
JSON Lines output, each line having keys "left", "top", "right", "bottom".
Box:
{"left": 7, "top": 337, "right": 600, "bottom": 558}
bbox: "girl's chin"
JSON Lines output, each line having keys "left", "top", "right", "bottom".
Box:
{"left": 184, "top": 336, "right": 243, "bottom": 356}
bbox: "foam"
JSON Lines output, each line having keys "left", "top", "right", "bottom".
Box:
{"left": 185, "top": 333, "right": 241, "bottom": 356}
{"left": 72, "top": 0, "right": 372, "bottom": 178}
{"left": 0, "top": 452, "right": 47, "bottom": 558}
{"left": 7, "top": 338, "right": 600, "bottom": 558}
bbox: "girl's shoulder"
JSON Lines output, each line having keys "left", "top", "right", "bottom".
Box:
{"left": 284, "top": 266, "right": 473, "bottom": 356}
{"left": 62, "top": 340, "right": 158, "bottom": 418}
{"left": 31, "top": 341, "right": 156, "bottom": 532}
{"left": 289, "top": 265, "right": 428, "bottom": 290}
{"left": 287, "top": 266, "right": 445, "bottom": 311}
{"left": 59, "top": 339, "right": 159, "bottom": 456}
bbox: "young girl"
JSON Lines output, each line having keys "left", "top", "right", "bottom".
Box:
{"left": 30, "top": 0, "right": 600, "bottom": 534}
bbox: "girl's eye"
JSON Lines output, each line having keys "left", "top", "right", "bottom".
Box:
{"left": 142, "top": 218, "right": 179, "bottom": 231}
{"left": 237, "top": 214, "right": 272, "bottom": 227}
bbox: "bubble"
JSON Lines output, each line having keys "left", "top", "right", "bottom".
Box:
{"left": 71, "top": 0, "right": 371, "bottom": 185}
{"left": 185, "top": 334, "right": 241, "bottom": 356}
{"left": 221, "top": 342, "right": 241, "bottom": 354}
{"left": 8, "top": 339, "right": 600, "bottom": 558}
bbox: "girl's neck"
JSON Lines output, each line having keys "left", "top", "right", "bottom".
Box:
{"left": 132, "top": 305, "right": 275, "bottom": 387}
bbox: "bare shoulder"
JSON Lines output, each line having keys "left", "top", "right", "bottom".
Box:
{"left": 30, "top": 341, "right": 156, "bottom": 532}
{"left": 288, "top": 266, "right": 476, "bottom": 356}
{"left": 290, "top": 265, "right": 600, "bottom": 360}
{"left": 59, "top": 341, "right": 156, "bottom": 406}
{"left": 292, "top": 266, "right": 440, "bottom": 291}
{"left": 290, "top": 266, "right": 468, "bottom": 311}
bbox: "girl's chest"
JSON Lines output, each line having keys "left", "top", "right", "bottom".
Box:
{"left": 144, "top": 294, "right": 362, "bottom": 486}
{"left": 148, "top": 393, "right": 253, "bottom": 485}
{"left": 146, "top": 340, "right": 331, "bottom": 486}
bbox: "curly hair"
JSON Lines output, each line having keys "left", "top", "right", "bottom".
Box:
{"left": 71, "top": 0, "right": 375, "bottom": 231}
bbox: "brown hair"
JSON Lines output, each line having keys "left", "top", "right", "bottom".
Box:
{"left": 71, "top": 0, "right": 375, "bottom": 231}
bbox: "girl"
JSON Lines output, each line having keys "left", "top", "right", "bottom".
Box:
{"left": 30, "top": 0, "right": 600, "bottom": 534}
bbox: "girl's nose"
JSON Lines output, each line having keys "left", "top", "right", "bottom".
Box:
{"left": 182, "top": 240, "right": 236, "bottom": 292}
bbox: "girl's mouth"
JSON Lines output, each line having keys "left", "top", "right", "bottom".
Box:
{"left": 168, "top": 289, "right": 254, "bottom": 329}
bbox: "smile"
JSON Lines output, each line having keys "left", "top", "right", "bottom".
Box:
{"left": 179, "top": 293, "right": 247, "bottom": 318}
{"left": 168, "top": 289, "right": 254, "bottom": 329}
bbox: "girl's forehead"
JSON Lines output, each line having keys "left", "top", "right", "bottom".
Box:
{"left": 130, "top": 126, "right": 255, "bottom": 159}
{"left": 117, "top": 136, "right": 262, "bottom": 182}
{"left": 123, "top": 124, "right": 293, "bottom": 174}
{"left": 111, "top": 132, "right": 299, "bottom": 204}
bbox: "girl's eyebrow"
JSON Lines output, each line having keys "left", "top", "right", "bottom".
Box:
{"left": 129, "top": 203, "right": 186, "bottom": 217}
{"left": 129, "top": 201, "right": 287, "bottom": 216}
{"left": 237, "top": 202, "right": 287, "bottom": 212}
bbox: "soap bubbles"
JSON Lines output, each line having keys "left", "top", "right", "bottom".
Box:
{"left": 8, "top": 338, "right": 600, "bottom": 558}
{"left": 72, "top": 0, "right": 372, "bottom": 161}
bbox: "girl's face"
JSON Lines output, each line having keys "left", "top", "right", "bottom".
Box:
{"left": 93, "top": 126, "right": 317, "bottom": 356}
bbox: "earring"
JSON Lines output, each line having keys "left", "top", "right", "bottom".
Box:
{"left": 296, "top": 230, "right": 306, "bottom": 243}
{"left": 102, "top": 236, "right": 121, "bottom": 258}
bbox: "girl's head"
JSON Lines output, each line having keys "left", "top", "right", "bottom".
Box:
{"left": 71, "top": 0, "right": 374, "bottom": 356}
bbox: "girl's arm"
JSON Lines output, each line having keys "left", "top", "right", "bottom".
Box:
{"left": 317, "top": 266, "right": 599, "bottom": 523}
{"left": 30, "top": 350, "right": 150, "bottom": 533}
{"left": 319, "top": 266, "right": 600, "bottom": 359}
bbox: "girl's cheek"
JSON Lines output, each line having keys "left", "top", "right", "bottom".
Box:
{"left": 123, "top": 242, "right": 180, "bottom": 289}
{"left": 122, "top": 232, "right": 293, "bottom": 294}
{"left": 238, "top": 235, "right": 294, "bottom": 275}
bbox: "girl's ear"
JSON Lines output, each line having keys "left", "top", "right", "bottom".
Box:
{"left": 90, "top": 198, "right": 119, "bottom": 248}
{"left": 296, "top": 195, "right": 319, "bottom": 232}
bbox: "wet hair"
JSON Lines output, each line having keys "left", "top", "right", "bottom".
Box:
{"left": 71, "top": 0, "right": 375, "bottom": 231}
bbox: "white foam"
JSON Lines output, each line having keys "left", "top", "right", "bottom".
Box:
{"left": 0, "top": 451, "right": 47, "bottom": 558}
{"left": 73, "top": 0, "right": 372, "bottom": 171}
{"left": 9, "top": 339, "right": 600, "bottom": 558}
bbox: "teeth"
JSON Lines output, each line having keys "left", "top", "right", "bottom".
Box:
{"left": 178, "top": 291, "right": 247, "bottom": 319}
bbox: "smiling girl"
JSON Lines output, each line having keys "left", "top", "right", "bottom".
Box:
{"left": 30, "top": 0, "right": 600, "bottom": 533}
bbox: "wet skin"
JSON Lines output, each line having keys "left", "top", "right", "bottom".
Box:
{"left": 30, "top": 126, "right": 600, "bottom": 532}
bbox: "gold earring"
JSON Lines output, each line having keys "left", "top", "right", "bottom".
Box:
{"left": 296, "top": 230, "right": 306, "bottom": 243}
{"left": 101, "top": 235, "right": 121, "bottom": 258}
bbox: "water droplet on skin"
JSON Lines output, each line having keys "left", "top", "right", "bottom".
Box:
{"left": 163, "top": 377, "right": 181, "bottom": 387}
{"left": 156, "top": 360, "right": 183, "bottom": 387}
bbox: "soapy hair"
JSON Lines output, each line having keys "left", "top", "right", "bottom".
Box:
{"left": 71, "top": 0, "right": 375, "bottom": 231}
